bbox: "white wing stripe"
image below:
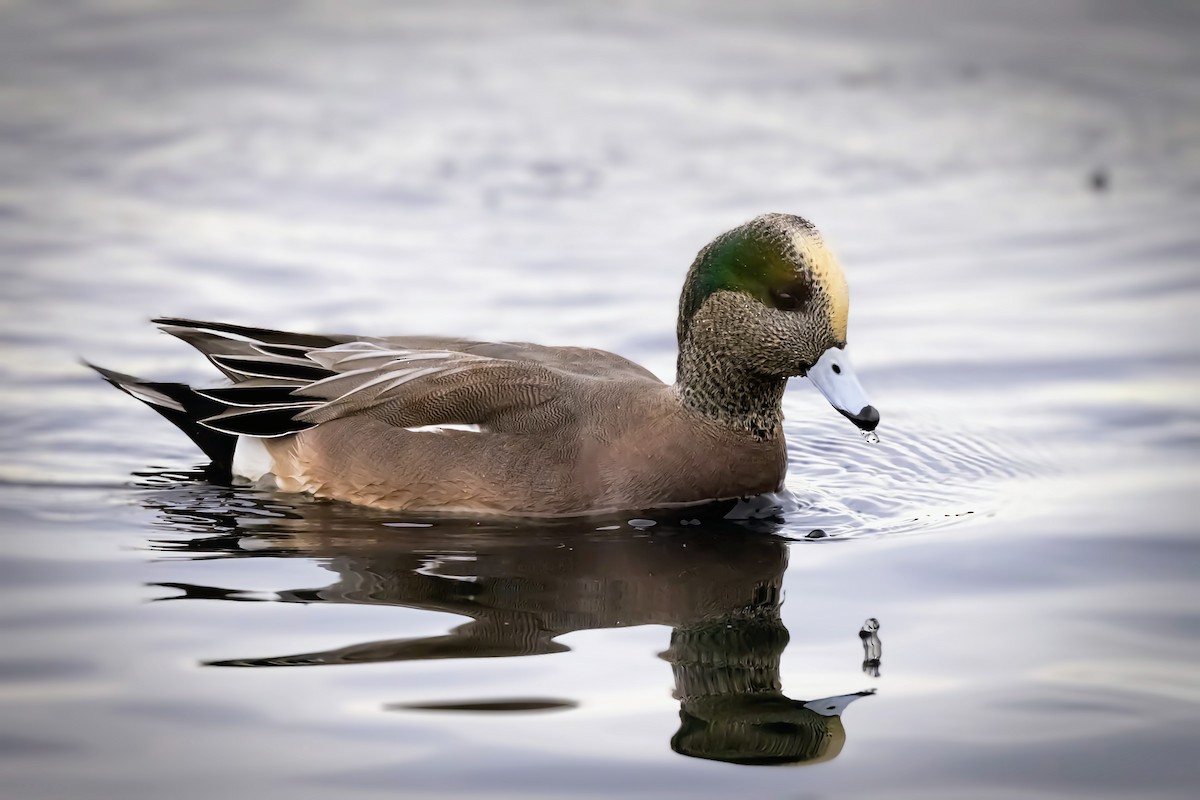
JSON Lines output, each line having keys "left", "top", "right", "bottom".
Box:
{"left": 323, "top": 365, "right": 446, "bottom": 408}
{"left": 332, "top": 349, "right": 419, "bottom": 364}
{"left": 328, "top": 365, "right": 434, "bottom": 403}
{"left": 377, "top": 365, "right": 446, "bottom": 391}
{"left": 301, "top": 366, "right": 378, "bottom": 393}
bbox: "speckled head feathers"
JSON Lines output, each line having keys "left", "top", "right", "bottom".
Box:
{"left": 677, "top": 214, "right": 850, "bottom": 378}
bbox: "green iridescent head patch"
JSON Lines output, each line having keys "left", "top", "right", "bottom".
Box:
{"left": 677, "top": 214, "right": 848, "bottom": 343}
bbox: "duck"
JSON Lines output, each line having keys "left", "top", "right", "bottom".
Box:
{"left": 90, "top": 213, "right": 880, "bottom": 516}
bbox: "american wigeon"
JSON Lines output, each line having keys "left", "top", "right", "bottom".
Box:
{"left": 92, "top": 213, "right": 879, "bottom": 516}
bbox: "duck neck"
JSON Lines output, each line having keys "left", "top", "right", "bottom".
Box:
{"left": 675, "top": 340, "right": 787, "bottom": 441}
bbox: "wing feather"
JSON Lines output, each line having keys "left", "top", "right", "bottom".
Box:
{"left": 199, "top": 406, "right": 317, "bottom": 437}
{"left": 210, "top": 354, "right": 331, "bottom": 382}
{"left": 154, "top": 319, "right": 639, "bottom": 437}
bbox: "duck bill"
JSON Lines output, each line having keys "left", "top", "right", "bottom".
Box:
{"left": 802, "top": 689, "right": 876, "bottom": 717}
{"left": 806, "top": 347, "right": 880, "bottom": 432}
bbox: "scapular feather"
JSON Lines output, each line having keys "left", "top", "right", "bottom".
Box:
{"left": 195, "top": 385, "right": 317, "bottom": 408}
{"left": 199, "top": 406, "right": 315, "bottom": 437}
{"left": 210, "top": 354, "right": 331, "bottom": 382}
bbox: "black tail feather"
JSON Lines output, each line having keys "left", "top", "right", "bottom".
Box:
{"left": 86, "top": 362, "right": 237, "bottom": 476}
{"left": 152, "top": 317, "right": 349, "bottom": 349}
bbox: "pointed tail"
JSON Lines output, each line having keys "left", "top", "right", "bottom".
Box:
{"left": 86, "top": 361, "right": 237, "bottom": 476}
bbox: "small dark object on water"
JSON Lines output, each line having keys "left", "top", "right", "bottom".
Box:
{"left": 806, "top": 529, "right": 827, "bottom": 539}
{"left": 1089, "top": 168, "right": 1109, "bottom": 192}
{"left": 859, "top": 617, "right": 882, "bottom": 677}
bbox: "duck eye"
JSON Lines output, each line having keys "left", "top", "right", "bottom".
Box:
{"left": 770, "top": 283, "right": 810, "bottom": 312}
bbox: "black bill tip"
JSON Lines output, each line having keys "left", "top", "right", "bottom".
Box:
{"left": 840, "top": 404, "right": 880, "bottom": 432}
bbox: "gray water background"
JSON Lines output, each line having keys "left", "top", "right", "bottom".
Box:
{"left": 1, "top": 1, "right": 1198, "bottom": 797}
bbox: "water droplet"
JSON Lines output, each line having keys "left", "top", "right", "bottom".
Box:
{"left": 861, "top": 429, "right": 880, "bottom": 444}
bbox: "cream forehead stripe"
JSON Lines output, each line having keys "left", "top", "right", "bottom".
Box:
{"left": 791, "top": 229, "right": 849, "bottom": 339}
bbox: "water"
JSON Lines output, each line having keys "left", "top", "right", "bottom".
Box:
{"left": 1, "top": 0, "right": 1198, "bottom": 797}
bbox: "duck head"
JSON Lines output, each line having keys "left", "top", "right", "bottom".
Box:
{"left": 676, "top": 213, "right": 879, "bottom": 436}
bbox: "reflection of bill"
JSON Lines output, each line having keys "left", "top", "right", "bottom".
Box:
{"left": 143, "top": 480, "right": 875, "bottom": 766}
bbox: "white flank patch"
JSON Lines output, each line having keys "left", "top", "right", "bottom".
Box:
{"left": 404, "top": 423, "right": 482, "bottom": 434}
{"left": 232, "top": 435, "right": 275, "bottom": 482}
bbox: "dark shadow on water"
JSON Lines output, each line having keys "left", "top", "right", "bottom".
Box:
{"left": 137, "top": 470, "right": 875, "bottom": 766}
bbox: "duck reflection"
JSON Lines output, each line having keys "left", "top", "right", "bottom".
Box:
{"left": 666, "top": 612, "right": 872, "bottom": 765}
{"left": 139, "top": 471, "right": 873, "bottom": 766}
